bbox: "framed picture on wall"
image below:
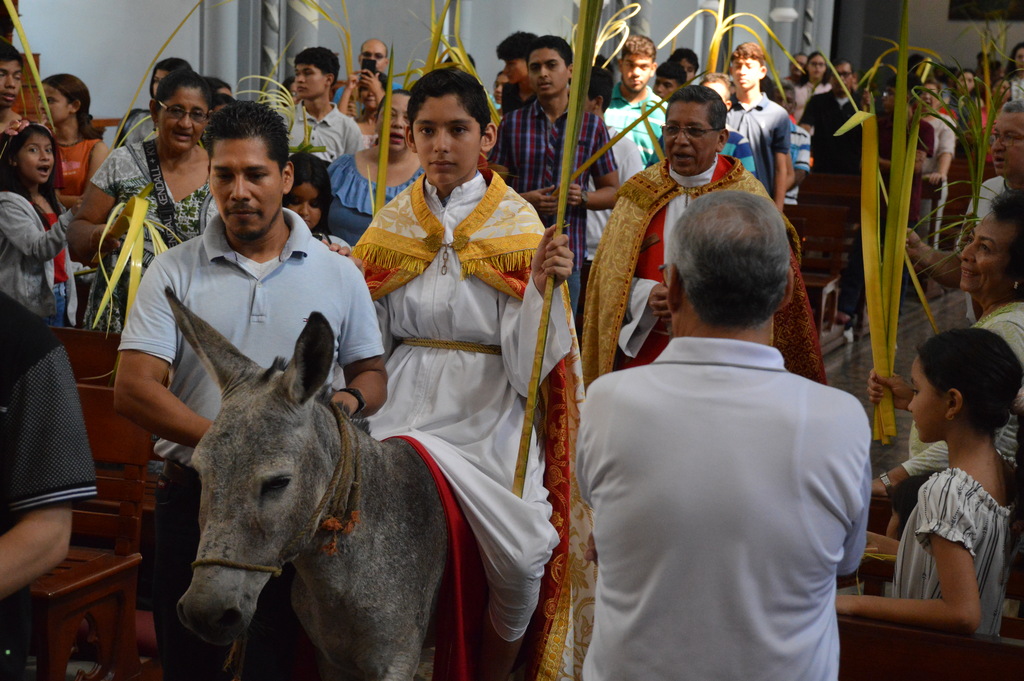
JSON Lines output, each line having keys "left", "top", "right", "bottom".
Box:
{"left": 950, "top": 0, "right": 1024, "bottom": 20}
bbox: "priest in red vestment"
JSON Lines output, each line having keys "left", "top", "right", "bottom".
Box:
{"left": 581, "top": 84, "right": 826, "bottom": 387}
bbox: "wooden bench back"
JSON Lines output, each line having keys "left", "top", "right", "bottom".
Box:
{"left": 839, "top": 616, "right": 1024, "bottom": 679}
{"left": 76, "top": 384, "right": 151, "bottom": 556}
{"left": 52, "top": 327, "right": 121, "bottom": 385}
{"left": 784, "top": 203, "right": 851, "bottom": 277}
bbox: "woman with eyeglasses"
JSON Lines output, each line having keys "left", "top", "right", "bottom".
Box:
{"left": 67, "top": 69, "right": 216, "bottom": 332}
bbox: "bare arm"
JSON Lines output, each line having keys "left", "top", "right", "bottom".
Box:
{"left": 566, "top": 170, "right": 619, "bottom": 211}
{"left": 335, "top": 354, "right": 388, "bottom": 417}
{"left": 836, "top": 536, "right": 982, "bottom": 634}
{"left": 773, "top": 151, "right": 789, "bottom": 210}
{"left": 67, "top": 181, "right": 118, "bottom": 264}
{"left": 906, "top": 229, "right": 962, "bottom": 288}
{"left": 865, "top": 530, "right": 900, "bottom": 555}
{"left": 0, "top": 504, "right": 72, "bottom": 599}
{"left": 85, "top": 141, "right": 111, "bottom": 185}
{"left": 113, "top": 350, "right": 212, "bottom": 448}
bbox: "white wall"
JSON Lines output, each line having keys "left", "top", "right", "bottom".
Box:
{"left": 907, "top": 0, "right": 1024, "bottom": 71}
{"left": 19, "top": 0, "right": 202, "bottom": 120}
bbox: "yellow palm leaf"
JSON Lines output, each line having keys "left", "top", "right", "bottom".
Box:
{"left": 373, "top": 47, "right": 396, "bottom": 215}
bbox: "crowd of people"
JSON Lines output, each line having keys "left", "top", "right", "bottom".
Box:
{"left": 2, "top": 23, "right": 1024, "bottom": 681}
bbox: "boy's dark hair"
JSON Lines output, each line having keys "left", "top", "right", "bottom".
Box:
{"left": 667, "top": 84, "right": 727, "bottom": 130}
{"left": 496, "top": 31, "right": 538, "bottom": 62}
{"left": 891, "top": 474, "right": 932, "bottom": 539}
{"left": 588, "top": 67, "right": 614, "bottom": 112}
{"left": 0, "top": 123, "right": 59, "bottom": 229}
{"left": 656, "top": 61, "right": 688, "bottom": 85}
{"left": 621, "top": 35, "right": 656, "bottom": 61}
{"left": 212, "top": 92, "right": 235, "bottom": 109}
{"left": 407, "top": 69, "right": 491, "bottom": 132}
{"left": 205, "top": 75, "right": 231, "bottom": 93}
{"left": 668, "top": 47, "right": 700, "bottom": 72}
{"left": 155, "top": 69, "right": 214, "bottom": 109}
{"left": 0, "top": 41, "right": 21, "bottom": 66}
{"left": 151, "top": 57, "right": 191, "bottom": 97}
{"left": 285, "top": 152, "right": 331, "bottom": 232}
{"left": 294, "top": 46, "right": 340, "bottom": 82}
{"left": 732, "top": 42, "right": 766, "bottom": 67}
{"left": 204, "top": 100, "right": 291, "bottom": 170}
{"left": 527, "top": 35, "right": 573, "bottom": 67}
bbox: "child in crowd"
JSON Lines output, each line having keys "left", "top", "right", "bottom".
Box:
{"left": 353, "top": 68, "right": 578, "bottom": 680}
{"left": 41, "top": 73, "right": 108, "bottom": 209}
{"left": 652, "top": 60, "right": 688, "bottom": 100}
{"left": 284, "top": 151, "right": 332, "bottom": 237}
{"left": 0, "top": 121, "right": 76, "bottom": 325}
{"left": 837, "top": 328, "right": 1023, "bottom": 635}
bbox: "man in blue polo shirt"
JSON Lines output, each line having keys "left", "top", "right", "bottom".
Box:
{"left": 114, "top": 101, "right": 386, "bottom": 681}
{"left": 604, "top": 34, "right": 666, "bottom": 166}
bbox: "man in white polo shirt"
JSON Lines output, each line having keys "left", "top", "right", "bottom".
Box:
{"left": 578, "top": 190, "right": 871, "bottom": 681}
{"left": 114, "top": 100, "right": 386, "bottom": 681}
{"left": 290, "top": 46, "right": 362, "bottom": 162}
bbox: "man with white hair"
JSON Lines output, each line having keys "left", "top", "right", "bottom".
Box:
{"left": 908, "top": 98, "right": 1024, "bottom": 288}
{"left": 578, "top": 190, "right": 872, "bottom": 681}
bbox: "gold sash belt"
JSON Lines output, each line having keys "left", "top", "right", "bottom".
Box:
{"left": 398, "top": 337, "right": 502, "bottom": 355}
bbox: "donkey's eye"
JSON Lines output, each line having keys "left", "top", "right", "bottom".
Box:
{"left": 261, "top": 477, "right": 291, "bottom": 495}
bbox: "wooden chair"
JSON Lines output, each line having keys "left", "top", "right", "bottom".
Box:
{"left": 784, "top": 203, "right": 852, "bottom": 353}
{"left": 31, "top": 384, "right": 150, "bottom": 681}
{"left": 50, "top": 327, "right": 120, "bottom": 386}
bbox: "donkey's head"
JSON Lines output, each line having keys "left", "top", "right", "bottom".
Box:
{"left": 167, "top": 289, "right": 341, "bottom": 645}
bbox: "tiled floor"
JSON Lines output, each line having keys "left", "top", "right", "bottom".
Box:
{"left": 822, "top": 288, "right": 969, "bottom": 476}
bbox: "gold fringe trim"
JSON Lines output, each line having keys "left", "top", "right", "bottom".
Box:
{"left": 460, "top": 248, "right": 534, "bottom": 279}
{"left": 352, "top": 243, "right": 429, "bottom": 275}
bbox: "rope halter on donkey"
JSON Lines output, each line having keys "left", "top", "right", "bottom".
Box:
{"left": 190, "top": 401, "right": 363, "bottom": 575}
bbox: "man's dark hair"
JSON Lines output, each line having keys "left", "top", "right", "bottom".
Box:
{"left": 667, "top": 84, "right": 727, "bottom": 130}
{"left": 294, "top": 46, "right": 340, "bottom": 81}
{"left": 527, "top": 35, "right": 573, "bottom": 67}
{"left": 496, "top": 31, "right": 538, "bottom": 62}
{"left": 656, "top": 61, "right": 688, "bottom": 85}
{"left": 588, "top": 67, "right": 614, "bottom": 112}
{"left": 668, "top": 47, "right": 699, "bottom": 72}
{"left": 204, "top": 100, "right": 291, "bottom": 170}
{"left": 155, "top": 69, "right": 214, "bottom": 109}
{"left": 0, "top": 42, "right": 21, "bottom": 65}
{"left": 407, "top": 68, "right": 491, "bottom": 132}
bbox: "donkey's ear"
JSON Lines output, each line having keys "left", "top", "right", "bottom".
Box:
{"left": 165, "top": 288, "right": 258, "bottom": 392}
{"left": 281, "top": 312, "right": 335, "bottom": 404}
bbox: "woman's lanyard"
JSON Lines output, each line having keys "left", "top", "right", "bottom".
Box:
{"left": 142, "top": 139, "right": 177, "bottom": 230}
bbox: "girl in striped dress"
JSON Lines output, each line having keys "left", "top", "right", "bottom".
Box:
{"left": 837, "top": 328, "right": 1024, "bottom": 635}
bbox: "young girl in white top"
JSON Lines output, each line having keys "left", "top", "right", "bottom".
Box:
{"left": 837, "top": 327, "right": 1023, "bottom": 635}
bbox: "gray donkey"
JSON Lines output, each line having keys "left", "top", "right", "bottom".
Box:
{"left": 167, "top": 291, "right": 447, "bottom": 680}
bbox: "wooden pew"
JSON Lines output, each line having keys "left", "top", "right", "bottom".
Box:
{"left": 31, "top": 384, "right": 150, "bottom": 681}
{"left": 784, "top": 203, "right": 852, "bottom": 353}
{"left": 50, "top": 327, "right": 120, "bottom": 386}
{"left": 838, "top": 616, "right": 1024, "bottom": 679}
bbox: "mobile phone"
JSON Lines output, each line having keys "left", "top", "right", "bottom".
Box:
{"left": 361, "top": 58, "right": 377, "bottom": 74}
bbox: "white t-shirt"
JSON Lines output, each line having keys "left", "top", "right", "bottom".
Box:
{"left": 579, "top": 336, "right": 872, "bottom": 681}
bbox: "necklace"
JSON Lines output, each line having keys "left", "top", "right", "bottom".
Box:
{"left": 57, "top": 137, "right": 83, "bottom": 148}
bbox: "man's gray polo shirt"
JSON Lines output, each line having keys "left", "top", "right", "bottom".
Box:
{"left": 120, "top": 209, "right": 383, "bottom": 465}
{"left": 288, "top": 103, "right": 363, "bottom": 162}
